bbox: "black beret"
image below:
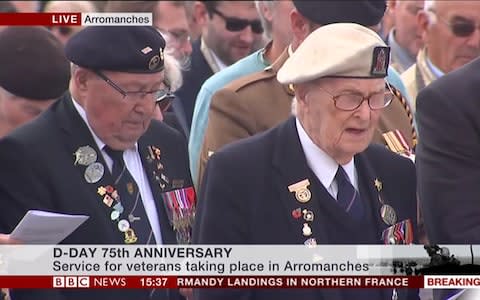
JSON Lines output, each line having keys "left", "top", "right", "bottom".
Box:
{"left": 293, "top": 0, "right": 386, "bottom": 27}
{"left": 65, "top": 26, "right": 166, "bottom": 74}
{"left": 0, "top": 26, "right": 70, "bottom": 100}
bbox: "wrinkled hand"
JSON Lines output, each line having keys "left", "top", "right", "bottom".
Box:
{"left": 180, "top": 287, "right": 193, "bottom": 300}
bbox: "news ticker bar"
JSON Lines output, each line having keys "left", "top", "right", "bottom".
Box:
{"left": 0, "top": 276, "right": 479, "bottom": 289}
{"left": 0, "top": 13, "right": 152, "bottom": 26}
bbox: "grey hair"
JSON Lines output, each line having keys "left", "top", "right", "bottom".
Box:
{"left": 163, "top": 52, "right": 183, "bottom": 92}
{"left": 255, "top": 0, "right": 274, "bottom": 40}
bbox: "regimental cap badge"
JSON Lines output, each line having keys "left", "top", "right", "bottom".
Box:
{"left": 288, "top": 179, "right": 312, "bottom": 203}
{"left": 371, "top": 46, "right": 389, "bottom": 76}
{"left": 149, "top": 55, "right": 161, "bottom": 71}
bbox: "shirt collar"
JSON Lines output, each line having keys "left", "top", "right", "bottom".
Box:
{"left": 425, "top": 51, "right": 445, "bottom": 78}
{"left": 296, "top": 118, "right": 356, "bottom": 189}
{"left": 71, "top": 96, "right": 138, "bottom": 152}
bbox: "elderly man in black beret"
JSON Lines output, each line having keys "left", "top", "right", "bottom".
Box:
{"left": 0, "top": 26, "right": 70, "bottom": 137}
{"left": 0, "top": 26, "right": 193, "bottom": 300}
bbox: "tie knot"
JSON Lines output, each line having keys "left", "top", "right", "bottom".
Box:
{"left": 104, "top": 146, "right": 124, "bottom": 162}
{"left": 335, "top": 166, "right": 350, "bottom": 184}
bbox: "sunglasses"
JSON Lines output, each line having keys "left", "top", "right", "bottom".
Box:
{"left": 48, "top": 26, "right": 74, "bottom": 36}
{"left": 430, "top": 10, "right": 480, "bottom": 37}
{"left": 211, "top": 8, "right": 263, "bottom": 34}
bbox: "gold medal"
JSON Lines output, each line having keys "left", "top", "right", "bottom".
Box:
{"left": 124, "top": 228, "right": 138, "bottom": 244}
{"left": 288, "top": 179, "right": 311, "bottom": 203}
{"left": 380, "top": 204, "right": 397, "bottom": 225}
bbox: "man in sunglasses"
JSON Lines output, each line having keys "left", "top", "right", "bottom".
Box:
{"left": 196, "top": 0, "right": 417, "bottom": 189}
{"left": 402, "top": 0, "right": 480, "bottom": 106}
{"left": 175, "top": 0, "right": 265, "bottom": 130}
{"left": 194, "top": 23, "right": 418, "bottom": 300}
{"left": 0, "top": 26, "right": 193, "bottom": 300}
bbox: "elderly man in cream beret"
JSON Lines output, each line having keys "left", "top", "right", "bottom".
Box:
{"left": 193, "top": 23, "right": 419, "bottom": 300}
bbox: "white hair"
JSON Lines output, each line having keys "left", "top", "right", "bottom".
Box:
{"left": 163, "top": 52, "right": 183, "bottom": 92}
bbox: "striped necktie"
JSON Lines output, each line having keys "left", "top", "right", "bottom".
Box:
{"left": 335, "top": 166, "right": 364, "bottom": 220}
{"left": 104, "top": 146, "right": 156, "bottom": 244}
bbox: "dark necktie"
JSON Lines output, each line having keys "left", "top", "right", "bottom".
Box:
{"left": 335, "top": 166, "right": 364, "bottom": 220}
{"left": 104, "top": 146, "right": 156, "bottom": 244}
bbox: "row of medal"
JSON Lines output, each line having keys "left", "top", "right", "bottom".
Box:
{"left": 288, "top": 179, "right": 317, "bottom": 247}
{"left": 74, "top": 145, "right": 140, "bottom": 244}
{"left": 161, "top": 186, "right": 196, "bottom": 244}
{"left": 98, "top": 184, "right": 140, "bottom": 244}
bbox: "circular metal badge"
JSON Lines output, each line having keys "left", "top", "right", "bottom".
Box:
{"left": 118, "top": 219, "right": 130, "bottom": 232}
{"left": 74, "top": 146, "right": 97, "bottom": 166}
{"left": 295, "top": 188, "right": 311, "bottom": 203}
{"left": 84, "top": 162, "right": 104, "bottom": 184}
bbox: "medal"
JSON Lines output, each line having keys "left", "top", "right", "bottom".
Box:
{"left": 103, "top": 194, "right": 114, "bottom": 207}
{"left": 292, "top": 208, "right": 302, "bottom": 219}
{"left": 380, "top": 204, "right": 397, "bottom": 225}
{"left": 118, "top": 219, "right": 130, "bottom": 232}
{"left": 84, "top": 162, "right": 104, "bottom": 183}
{"left": 304, "top": 238, "right": 317, "bottom": 247}
{"left": 288, "top": 179, "right": 312, "bottom": 203}
{"left": 110, "top": 210, "right": 120, "bottom": 221}
{"left": 124, "top": 228, "right": 138, "bottom": 244}
{"left": 302, "top": 223, "right": 312, "bottom": 237}
{"left": 74, "top": 145, "right": 97, "bottom": 166}
{"left": 113, "top": 203, "right": 124, "bottom": 214}
{"left": 302, "top": 209, "right": 314, "bottom": 222}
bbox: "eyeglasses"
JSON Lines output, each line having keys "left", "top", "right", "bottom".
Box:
{"left": 318, "top": 82, "right": 394, "bottom": 111}
{"left": 95, "top": 71, "right": 174, "bottom": 111}
{"left": 211, "top": 7, "right": 263, "bottom": 34}
{"left": 48, "top": 26, "right": 73, "bottom": 36}
{"left": 429, "top": 10, "right": 480, "bottom": 37}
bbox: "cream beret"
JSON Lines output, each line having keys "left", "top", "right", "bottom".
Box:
{"left": 277, "top": 23, "right": 390, "bottom": 85}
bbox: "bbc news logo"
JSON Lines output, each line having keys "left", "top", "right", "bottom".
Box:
{"left": 53, "top": 276, "right": 90, "bottom": 288}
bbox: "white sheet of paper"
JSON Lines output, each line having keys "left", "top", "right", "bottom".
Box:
{"left": 10, "top": 210, "right": 89, "bottom": 244}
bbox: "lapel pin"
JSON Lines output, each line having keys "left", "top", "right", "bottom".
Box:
{"left": 374, "top": 178, "right": 382, "bottom": 192}
{"left": 302, "top": 223, "right": 312, "bottom": 237}
{"left": 292, "top": 208, "right": 302, "bottom": 219}
{"left": 74, "top": 145, "right": 97, "bottom": 166}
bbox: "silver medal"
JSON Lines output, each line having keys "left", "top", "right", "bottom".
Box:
{"left": 118, "top": 219, "right": 130, "bottom": 232}
{"left": 84, "top": 162, "right": 104, "bottom": 183}
{"left": 113, "top": 203, "right": 124, "bottom": 214}
{"left": 74, "top": 146, "right": 97, "bottom": 166}
{"left": 111, "top": 210, "right": 120, "bottom": 221}
{"left": 380, "top": 204, "right": 397, "bottom": 226}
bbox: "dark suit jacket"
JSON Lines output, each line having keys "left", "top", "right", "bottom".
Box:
{"left": 0, "top": 94, "right": 192, "bottom": 300}
{"left": 416, "top": 58, "right": 480, "bottom": 300}
{"left": 175, "top": 39, "right": 214, "bottom": 129}
{"left": 193, "top": 117, "right": 418, "bottom": 300}
{"left": 416, "top": 58, "right": 480, "bottom": 244}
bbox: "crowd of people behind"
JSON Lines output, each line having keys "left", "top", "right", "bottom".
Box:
{"left": 1, "top": 1, "right": 480, "bottom": 300}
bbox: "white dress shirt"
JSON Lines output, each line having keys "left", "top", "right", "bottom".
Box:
{"left": 296, "top": 118, "right": 359, "bottom": 199}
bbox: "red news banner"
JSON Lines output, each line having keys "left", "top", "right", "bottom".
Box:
{"left": 0, "top": 13, "right": 81, "bottom": 26}
{"left": 0, "top": 275, "right": 422, "bottom": 289}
